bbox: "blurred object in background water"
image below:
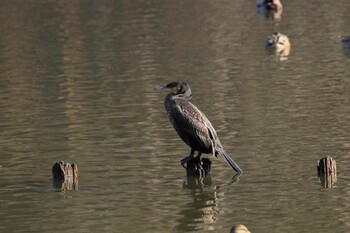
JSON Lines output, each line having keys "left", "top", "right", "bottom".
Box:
{"left": 265, "top": 32, "right": 291, "bottom": 61}
{"left": 230, "top": 224, "right": 251, "bottom": 233}
{"left": 342, "top": 36, "right": 350, "bottom": 58}
{"left": 257, "top": 0, "right": 283, "bottom": 21}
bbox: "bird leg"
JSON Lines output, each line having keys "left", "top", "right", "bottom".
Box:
{"left": 195, "top": 152, "right": 202, "bottom": 160}
{"left": 195, "top": 152, "right": 204, "bottom": 172}
{"left": 181, "top": 150, "right": 204, "bottom": 173}
{"left": 181, "top": 149, "right": 196, "bottom": 168}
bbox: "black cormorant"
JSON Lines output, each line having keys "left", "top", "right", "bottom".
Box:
{"left": 162, "top": 81, "right": 243, "bottom": 174}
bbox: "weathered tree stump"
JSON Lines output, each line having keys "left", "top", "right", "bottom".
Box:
{"left": 52, "top": 161, "right": 78, "bottom": 191}
{"left": 317, "top": 156, "right": 337, "bottom": 188}
{"left": 184, "top": 157, "right": 211, "bottom": 177}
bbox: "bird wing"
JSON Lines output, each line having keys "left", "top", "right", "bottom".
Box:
{"left": 172, "top": 100, "right": 213, "bottom": 151}
{"left": 170, "top": 99, "right": 243, "bottom": 174}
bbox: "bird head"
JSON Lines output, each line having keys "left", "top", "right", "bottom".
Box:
{"left": 162, "top": 81, "right": 192, "bottom": 98}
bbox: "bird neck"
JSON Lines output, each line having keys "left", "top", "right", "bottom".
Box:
{"left": 179, "top": 93, "right": 192, "bottom": 100}
{"left": 167, "top": 93, "right": 192, "bottom": 101}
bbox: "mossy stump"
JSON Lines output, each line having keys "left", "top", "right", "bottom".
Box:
{"left": 184, "top": 157, "right": 211, "bottom": 177}
{"left": 317, "top": 156, "right": 337, "bottom": 188}
{"left": 52, "top": 161, "right": 78, "bottom": 191}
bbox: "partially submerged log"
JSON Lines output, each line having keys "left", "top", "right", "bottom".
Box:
{"left": 52, "top": 161, "right": 78, "bottom": 191}
{"left": 184, "top": 157, "right": 211, "bottom": 177}
{"left": 317, "top": 156, "right": 337, "bottom": 188}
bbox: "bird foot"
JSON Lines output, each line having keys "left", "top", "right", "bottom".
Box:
{"left": 181, "top": 156, "right": 192, "bottom": 169}
{"left": 181, "top": 156, "right": 203, "bottom": 171}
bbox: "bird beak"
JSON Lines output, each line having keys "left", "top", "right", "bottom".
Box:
{"left": 161, "top": 86, "right": 177, "bottom": 93}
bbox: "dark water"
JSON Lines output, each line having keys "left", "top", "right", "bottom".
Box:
{"left": 1, "top": 1, "right": 350, "bottom": 232}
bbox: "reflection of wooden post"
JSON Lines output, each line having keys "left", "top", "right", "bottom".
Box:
{"left": 185, "top": 158, "right": 211, "bottom": 177}
{"left": 317, "top": 156, "right": 337, "bottom": 188}
{"left": 52, "top": 161, "right": 78, "bottom": 191}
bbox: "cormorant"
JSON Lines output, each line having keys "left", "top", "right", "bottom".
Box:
{"left": 162, "top": 81, "right": 243, "bottom": 174}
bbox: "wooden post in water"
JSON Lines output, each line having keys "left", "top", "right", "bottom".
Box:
{"left": 184, "top": 158, "right": 211, "bottom": 177}
{"left": 52, "top": 161, "right": 78, "bottom": 191}
{"left": 317, "top": 156, "right": 337, "bottom": 188}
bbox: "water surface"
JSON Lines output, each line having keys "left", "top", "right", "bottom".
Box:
{"left": 1, "top": 1, "right": 350, "bottom": 232}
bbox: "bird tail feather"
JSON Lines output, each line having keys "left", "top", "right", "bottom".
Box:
{"left": 217, "top": 150, "right": 243, "bottom": 174}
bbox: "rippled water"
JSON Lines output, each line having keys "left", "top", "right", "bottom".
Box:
{"left": 1, "top": 1, "right": 350, "bottom": 232}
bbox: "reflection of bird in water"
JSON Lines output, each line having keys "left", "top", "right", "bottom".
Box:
{"left": 266, "top": 32, "right": 291, "bottom": 60}
{"left": 162, "top": 81, "right": 243, "bottom": 174}
{"left": 230, "top": 224, "right": 251, "bottom": 233}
